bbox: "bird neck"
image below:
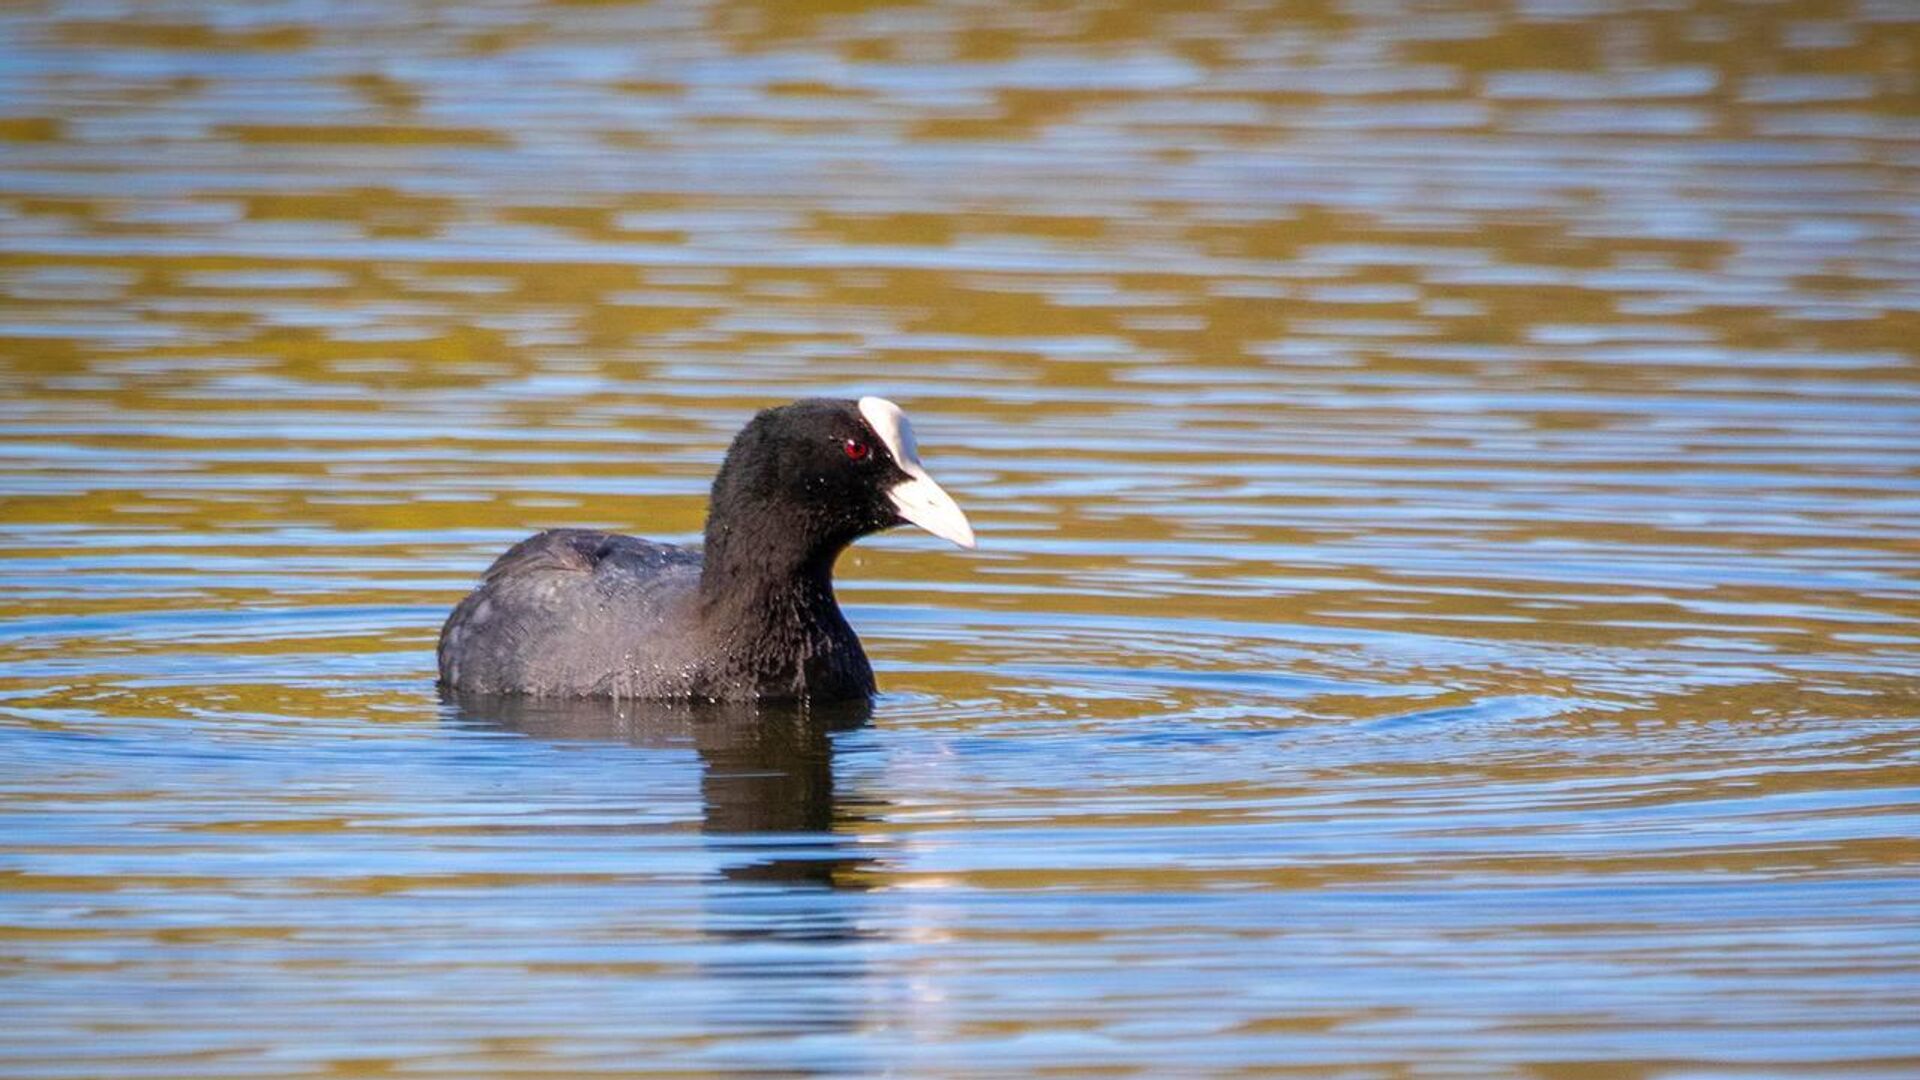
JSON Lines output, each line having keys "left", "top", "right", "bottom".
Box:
{"left": 698, "top": 523, "right": 870, "bottom": 699}
{"left": 699, "top": 515, "right": 844, "bottom": 617}
{"left": 695, "top": 504, "right": 876, "bottom": 699}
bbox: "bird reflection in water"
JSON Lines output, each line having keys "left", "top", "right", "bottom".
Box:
{"left": 444, "top": 693, "right": 892, "bottom": 1044}
{"left": 443, "top": 692, "right": 881, "bottom": 891}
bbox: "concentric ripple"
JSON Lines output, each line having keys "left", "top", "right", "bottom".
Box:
{"left": 3, "top": 1, "right": 1920, "bottom": 1076}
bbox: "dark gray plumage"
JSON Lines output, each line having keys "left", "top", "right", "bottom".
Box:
{"left": 437, "top": 397, "right": 974, "bottom": 701}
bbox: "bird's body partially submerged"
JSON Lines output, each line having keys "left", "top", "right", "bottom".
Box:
{"left": 437, "top": 397, "right": 973, "bottom": 701}
{"left": 438, "top": 528, "right": 874, "bottom": 700}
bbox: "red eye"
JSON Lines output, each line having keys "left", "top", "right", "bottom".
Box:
{"left": 843, "top": 438, "right": 871, "bottom": 461}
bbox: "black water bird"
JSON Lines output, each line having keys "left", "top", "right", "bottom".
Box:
{"left": 437, "top": 397, "right": 974, "bottom": 701}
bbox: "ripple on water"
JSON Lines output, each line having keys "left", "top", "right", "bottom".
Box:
{"left": 4, "top": 0, "right": 1920, "bottom": 1075}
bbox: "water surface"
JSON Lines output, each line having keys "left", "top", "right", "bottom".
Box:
{"left": 4, "top": 1, "right": 1920, "bottom": 1076}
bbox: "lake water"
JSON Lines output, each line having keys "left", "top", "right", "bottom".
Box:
{"left": 3, "top": 1, "right": 1920, "bottom": 1076}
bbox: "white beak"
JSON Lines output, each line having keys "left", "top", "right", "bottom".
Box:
{"left": 860, "top": 396, "right": 977, "bottom": 550}
{"left": 887, "top": 470, "right": 976, "bottom": 549}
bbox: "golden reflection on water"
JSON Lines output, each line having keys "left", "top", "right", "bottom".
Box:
{"left": 3, "top": 0, "right": 1920, "bottom": 1076}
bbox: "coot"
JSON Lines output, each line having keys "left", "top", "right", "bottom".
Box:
{"left": 437, "top": 397, "right": 974, "bottom": 701}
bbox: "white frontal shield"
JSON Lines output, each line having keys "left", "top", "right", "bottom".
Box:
{"left": 858, "top": 396, "right": 976, "bottom": 549}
